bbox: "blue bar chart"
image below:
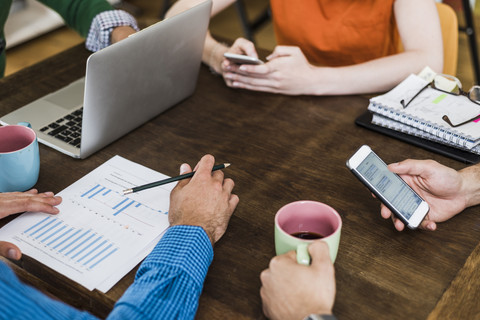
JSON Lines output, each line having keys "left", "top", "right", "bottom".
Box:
{"left": 79, "top": 183, "right": 167, "bottom": 220}
{"left": 22, "top": 216, "right": 118, "bottom": 270}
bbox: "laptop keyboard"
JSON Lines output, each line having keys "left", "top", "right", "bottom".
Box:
{"left": 39, "top": 108, "right": 82, "bottom": 148}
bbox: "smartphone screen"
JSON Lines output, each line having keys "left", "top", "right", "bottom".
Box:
{"left": 355, "top": 152, "right": 422, "bottom": 220}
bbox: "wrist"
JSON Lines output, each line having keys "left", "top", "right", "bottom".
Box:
{"left": 459, "top": 165, "right": 480, "bottom": 208}
{"left": 207, "top": 42, "right": 228, "bottom": 74}
{"left": 111, "top": 26, "right": 136, "bottom": 43}
{"left": 310, "top": 66, "right": 336, "bottom": 95}
{"left": 170, "top": 221, "right": 215, "bottom": 247}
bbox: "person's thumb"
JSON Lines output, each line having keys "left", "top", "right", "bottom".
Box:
{"left": 175, "top": 163, "right": 193, "bottom": 188}
{"left": 308, "top": 240, "right": 331, "bottom": 268}
{"left": 0, "top": 241, "right": 22, "bottom": 260}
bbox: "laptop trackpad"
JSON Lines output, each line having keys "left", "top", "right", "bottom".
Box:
{"left": 43, "top": 78, "right": 85, "bottom": 110}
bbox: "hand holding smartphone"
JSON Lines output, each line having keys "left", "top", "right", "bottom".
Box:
{"left": 223, "top": 52, "right": 264, "bottom": 65}
{"left": 346, "top": 145, "right": 429, "bottom": 229}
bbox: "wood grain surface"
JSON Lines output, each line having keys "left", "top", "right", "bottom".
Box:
{"left": 0, "top": 44, "right": 479, "bottom": 320}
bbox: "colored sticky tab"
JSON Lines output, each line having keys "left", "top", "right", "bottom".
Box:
{"left": 432, "top": 94, "right": 447, "bottom": 104}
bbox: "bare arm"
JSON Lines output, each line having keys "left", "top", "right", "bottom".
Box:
{"left": 317, "top": 0, "right": 443, "bottom": 95}
{"left": 459, "top": 163, "right": 480, "bottom": 208}
{"left": 165, "top": 0, "right": 237, "bottom": 73}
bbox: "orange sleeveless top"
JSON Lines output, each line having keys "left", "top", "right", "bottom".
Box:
{"left": 270, "top": 0, "right": 399, "bottom": 67}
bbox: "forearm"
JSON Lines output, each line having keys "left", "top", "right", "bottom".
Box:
{"left": 108, "top": 226, "right": 213, "bottom": 319}
{"left": 310, "top": 51, "right": 442, "bottom": 96}
{"left": 309, "top": 0, "right": 442, "bottom": 96}
{"left": 459, "top": 164, "right": 480, "bottom": 208}
{"left": 166, "top": 0, "right": 235, "bottom": 72}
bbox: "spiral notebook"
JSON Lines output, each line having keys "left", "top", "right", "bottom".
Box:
{"left": 367, "top": 74, "right": 480, "bottom": 150}
{"left": 355, "top": 111, "right": 480, "bottom": 164}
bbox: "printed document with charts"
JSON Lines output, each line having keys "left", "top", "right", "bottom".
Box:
{"left": 0, "top": 156, "right": 172, "bottom": 292}
{"left": 368, "top": 74, "right": 480, "bottom": 152}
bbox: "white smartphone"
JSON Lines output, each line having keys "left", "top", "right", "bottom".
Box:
{"left": 223, "top": 52, "right": 264, "bottom": 65}
{"left": 346, "top": 145, "right": 429, "bottom": 229}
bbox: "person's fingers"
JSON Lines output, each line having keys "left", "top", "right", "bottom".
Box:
{"left": 259, "top": 286, "right": 272, "bottom": 319}
{"left": 175, "top": 163, "right": 193, "bottom": 189}
{"left": 3, "top": 196, "right": 62, "bottom": 216}
{"left": 380, "top": 204, "right": 392, "bottom": 219}
{"left": 271, "top": 250, "right": 298, "bottom": 265}
{"left": 192, "top": 154, "right": 215, "bottom": 180}
{"left": 24, "top": 189, "right": 39, "bottom": 195}
{"left": 308, "top": 241, "right": 331, "bottom": 268}
{"left": 268, "top": 252, "right": 295, "bottom": 270}
{"left": 212, "top": 169, "right": 225, "bottom": 182}
{"left": 259, "top": 268, "right": 270, "bottom": 284}
{"left": 236, "top": 63, "right": 271, "bottom": 75}
{"left": 228, "top": 194, "right": 240, "bottom": 211}
{"left": 387, "top": 159, "right": 438, "bottom": 176}
{"left": 266, "top": 45, "right": 301, "bottom": 60}
{"left": 222, "top": 178, "right": 235, "bottom": 193}
{"left": 37, "top": 191, "right": 55, "bottom": 198}
{"left": 231, "top": 37, "right": 257, "bottom": 57}
{"left": 224, "top": 71, "right": 277, "bottom": 88}
{"left": 0, "top": 190, "right": 53, "bottom": 201}
{"left": 0, "top": 241, "right": 21, "bottom": 260}
{"left": 393, "top": 217, "right": 405, "bottom": 231}
{"left": 419, "top": 219, "right": 437, "bottom": 231}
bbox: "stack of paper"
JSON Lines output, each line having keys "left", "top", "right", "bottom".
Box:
{"left": 367, "top": 74, "right": 480, "bottom": 155}
{"left": 0, "top": 156, "right": 172, "bottom": 292}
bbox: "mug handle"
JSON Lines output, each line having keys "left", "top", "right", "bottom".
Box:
{"left": 17, "top": 122, "right": 32, "bottom": 128}
{"left": 296, "top": 243, "right": 311, "bottom": 265}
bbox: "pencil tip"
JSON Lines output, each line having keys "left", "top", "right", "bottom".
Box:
{"left": 123, "top": 189, "right": 133, "bottom": 195}
{"left": 224, "top": 163, "right": 231, "bottom": 168}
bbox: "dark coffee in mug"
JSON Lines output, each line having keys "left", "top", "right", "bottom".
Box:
{"left": 290, "top": 231, "right": 324, "bottom": 240}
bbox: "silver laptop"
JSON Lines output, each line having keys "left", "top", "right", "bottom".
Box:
{"left": 0, "top": 0, "right": 212, "bottom": 159}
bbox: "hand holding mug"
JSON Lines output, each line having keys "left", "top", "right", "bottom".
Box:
{"left": 275, "top": 201, "right": 342, "bottom": 264}
{"left": 260, "top": 241, "right": 336, "bottom": 319}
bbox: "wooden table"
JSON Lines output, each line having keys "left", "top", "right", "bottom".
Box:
{"left": 1, "top": 44, "right": 479, "bottom": 320}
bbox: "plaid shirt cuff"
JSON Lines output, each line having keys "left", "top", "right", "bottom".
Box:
{"left": 86, "top": 10, "right": 140, "bottom": 52}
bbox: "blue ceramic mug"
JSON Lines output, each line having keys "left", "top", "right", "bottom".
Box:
{"left": 0, "top": 122, "right": 40, "bottom": 192}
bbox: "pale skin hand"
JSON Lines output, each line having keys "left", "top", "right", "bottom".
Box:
{"left": 168, "top": 154, "right": 239, "bottom": 246}
{"left": 260, "top": 241, "right": 335, "bottom": 320}
{"left": 223, "top": 44, "right": 320, "bottom": 95}
{"left": 0, "top": 189, "right": 62, "bottom": 260}
{"left": 381, "top": 159, "right": 480, "bottom": 231}
{"left": 168, "top": 0, "right": 443, "bottom": 95}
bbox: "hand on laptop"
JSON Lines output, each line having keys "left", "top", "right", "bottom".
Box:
{"left": 0, "top": 189, "right": 62, "bottom": 260}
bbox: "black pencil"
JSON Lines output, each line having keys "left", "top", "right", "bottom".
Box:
{"left": 122, "top": 163, "right": 231, "bottom": 195}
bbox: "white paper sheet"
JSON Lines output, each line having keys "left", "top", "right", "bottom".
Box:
{"left": 0, "top": 155, "right": 172, "bottom": 292}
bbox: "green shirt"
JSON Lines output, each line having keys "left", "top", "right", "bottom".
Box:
{"left": 0, "top": 0, "right": 114, "bottom": 77}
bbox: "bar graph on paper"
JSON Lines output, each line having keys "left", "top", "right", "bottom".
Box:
{"left": 0, "top": 156, "right": 172, "bottom": 292}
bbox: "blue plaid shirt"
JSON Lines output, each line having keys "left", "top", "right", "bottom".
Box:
{"left": 86, "top": 10, "right": 140, "bottom": 52}
{"left": 0, "top": 225, "right": 213, "bottom": 320}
